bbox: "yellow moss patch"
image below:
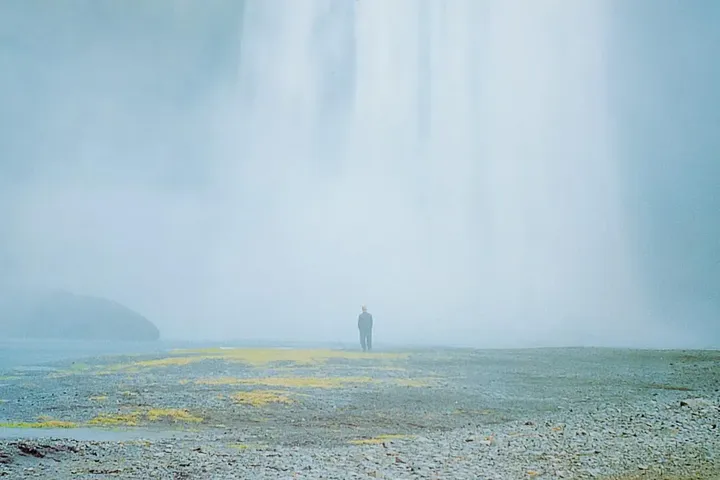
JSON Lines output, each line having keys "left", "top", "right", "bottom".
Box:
{"left": 231, "top": 390, "right": 294, "bottom": 407}
{"left": 203, "top": 376, "right": 374, "bottom": 389}
{"left": 88, "top": 412, "right": 141, "bottom": 426}
{"left": 206, "top": 347, "right": 404, "bottom": 365}
{"left": 48, "top": 363, "right": 91, "bottom": 378}
{"left": 146, "top": 409, "right": 202, "bottom": 423}
{"left": 104, "top": 348, "right": 408, "bottom": 373}
{"left": 349, "top": 434, "right": 413, "bottom": 445}
{"left": 0, "top": 421, "right": 77, "bottom": 429}
{"left": 0, "top": 417, "right": 77, "bottom": 429}
{"left": 196, "top": 375, "right": 428, "bottom": 389}
{"left": 249, "top": 376, "right": 369, "bottom": 388}
{"left": 135, "top": 357, "right": 200, "bottom": 368}
{"left": 88, "top": 409, "right": 202, "bottom": 426}
{"left": 96, "top": 348, "right": 410, "bottom": 375}
{"left": 100, "top": 357, "right": 196, "bottom": 373}
{"left": 39, "top": 420, "right": 77, "bottom": 428}
{"left": 96, "top": 359, "right": 186, "bottom": 375}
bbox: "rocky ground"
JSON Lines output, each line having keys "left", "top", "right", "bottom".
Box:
{"left": 0, "top": 347, "right": 718, "bottom": 479}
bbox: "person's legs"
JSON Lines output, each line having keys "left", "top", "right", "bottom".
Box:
{"left": 366, "top": 329, "right": 372, "bottom": 351}
{"left": 359, "top": 329, "right": 367, "bottom": 351}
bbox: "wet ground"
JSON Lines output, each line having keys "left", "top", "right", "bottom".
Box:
{"left": 0, "top": 427, "right": 182, "bottom": 442}
{"left": 0, "top": 346, "right": 718, "bottom": 478}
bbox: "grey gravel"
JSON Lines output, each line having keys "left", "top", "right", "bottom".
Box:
{"left": 0, "top": 347, "right": 718, "bottom": 479}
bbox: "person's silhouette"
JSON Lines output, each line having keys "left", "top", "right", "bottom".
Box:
{"left": 357, "top": 305, "right": 373, "bottom": 352}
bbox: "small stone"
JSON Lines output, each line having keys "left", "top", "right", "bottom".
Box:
{"left": 680, "top": 398, "right": 714, "bottom": 409}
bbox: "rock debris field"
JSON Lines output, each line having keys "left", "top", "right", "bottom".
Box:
{"left": 0, "top": 347, "right": 718, "bottom": 479}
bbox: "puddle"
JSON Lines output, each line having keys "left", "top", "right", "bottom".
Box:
{"left": 0, "top": 427, "right": 184, "bottom": 441}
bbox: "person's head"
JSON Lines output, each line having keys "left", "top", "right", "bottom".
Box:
{"left": 361, "top": 305, "right": 367, "bottom": 313}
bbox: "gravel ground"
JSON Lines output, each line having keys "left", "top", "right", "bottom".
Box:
{"left": 0, "top": 347, "right": 718, "bottom": 479}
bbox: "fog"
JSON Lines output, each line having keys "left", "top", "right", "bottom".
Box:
{"left": 1, "top": 1, "right": 718, "bottom": 348}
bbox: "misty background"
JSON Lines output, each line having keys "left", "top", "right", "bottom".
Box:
{"left": 0, "top": 1, "right": 718, "bottom": 348}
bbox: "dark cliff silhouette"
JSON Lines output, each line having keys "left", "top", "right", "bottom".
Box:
{"left": 0, "top": 289, "right": 160, "bottom": 341}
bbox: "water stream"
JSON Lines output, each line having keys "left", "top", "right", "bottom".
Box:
{"left": 225, "top": 1, "right": 649, "bottom": 343}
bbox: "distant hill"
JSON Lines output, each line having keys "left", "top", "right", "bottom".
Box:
{"left": 0, "top": 290, "right": 160, "bottom": 341}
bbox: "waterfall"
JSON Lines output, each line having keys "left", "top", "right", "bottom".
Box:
{"left": 226, "top": 0, "right": 647, "bottom": 344}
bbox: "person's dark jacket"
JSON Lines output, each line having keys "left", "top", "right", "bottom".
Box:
{"left": 358, "top": 312, "right": 373, "bottom": 330}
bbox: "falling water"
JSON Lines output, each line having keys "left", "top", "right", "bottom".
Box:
{"left": 226, "top": 1, "right": 649, "bottom": 345}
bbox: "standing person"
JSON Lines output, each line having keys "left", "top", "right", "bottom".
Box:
{"left": 357, "top": 305, "right": 373, "bottom": 352}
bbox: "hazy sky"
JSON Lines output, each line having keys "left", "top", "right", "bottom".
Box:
{"left": 1, "top": 1, "right": 718, "bottom": 348}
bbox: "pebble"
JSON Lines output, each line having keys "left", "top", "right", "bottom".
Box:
{"left": 1, "top": 349, "right": 718, "bottom": 479}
